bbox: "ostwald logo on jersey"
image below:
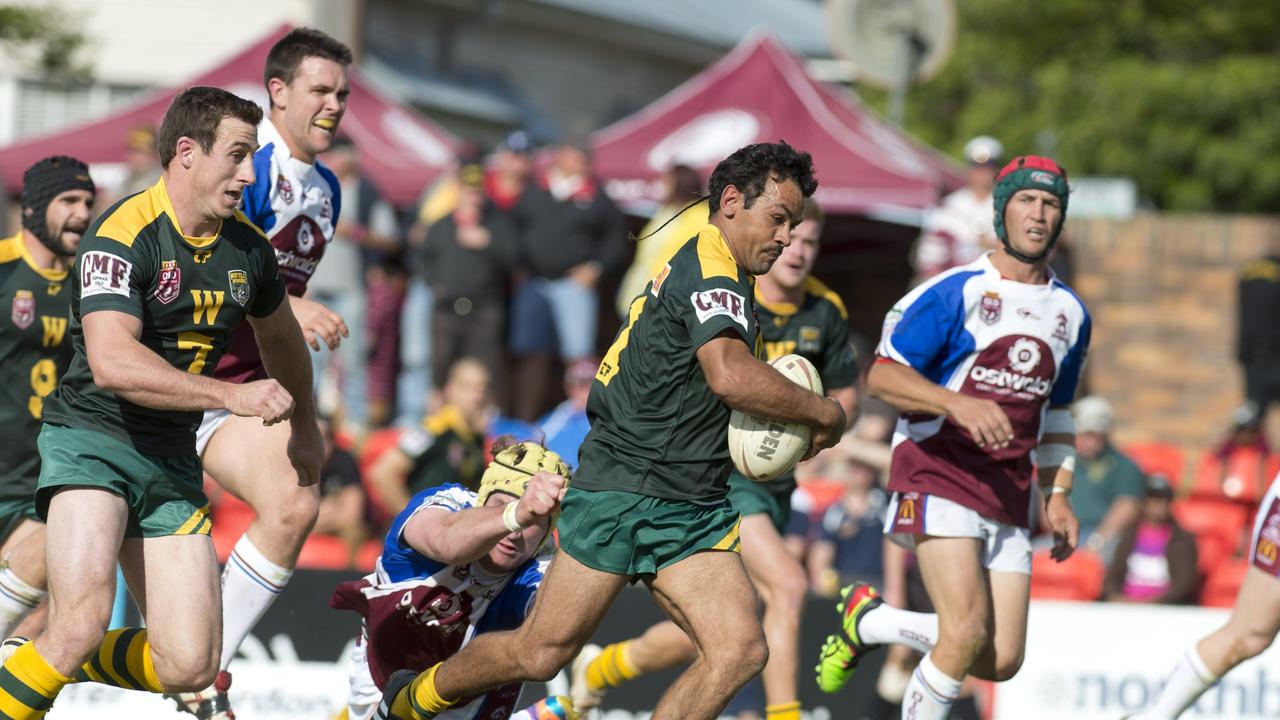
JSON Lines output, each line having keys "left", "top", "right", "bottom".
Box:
{"left": 156, "top": 260, "right": 181, "bottom": 304}
{"left": 11, "top": 289, "right": 34, "bottom": 329}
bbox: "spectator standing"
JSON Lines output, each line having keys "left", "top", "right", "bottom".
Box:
{"left": 311, "top": 136, "right": 401, "bottom": 430}
{"left": 1072, "top": 395, "right": 1145, "bottom": 557}
{"left": 120, "top": 126, "right": 162, "bottom": 197}
{"left": 422, "top": 158, "right": 518, "bottom": 396}
{"left": 1238, "top": 254, "right": 1280, "bottom": 446}
{"left": 912, "top": 136, "right": 1003, "bottom": 281}
{"left": 614, "top": 164, "right": 707, "bottom": 318}
{"left": 1102, "top": 473, "right": 1199, "bottom": 604}
{"left": 508, "top": 144, "right": 628, "bottom": 420}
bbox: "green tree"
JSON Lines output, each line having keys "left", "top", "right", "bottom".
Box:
{"left": 859, "top": 0, "right": 1280, "bottom": 212}
{"left": 0, "top": 4, "right": 88, "bottom": 80}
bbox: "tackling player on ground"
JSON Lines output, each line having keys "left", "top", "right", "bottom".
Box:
{"left": 332, "top": 441, "right": 576, "bottom": 720}
{"left": 571, "top": 199, "right": 858, "bottom": 720}
{"left": 0, "top": 86, "right": 320, "bottom": 720}
{"left": 1125, "top": 470, "right": 1280, "bottom": 719}
{"left": 372, "top": 142, "right": 844, "bottom": 720}
{"left": 815, "top": 156, "right": 1090, "bottom": 720}
{"left": 0, "top": 157, "right": 95, "bottom": 640}
{"left": 176, "top": 28, "right": 352, "bottom": 719}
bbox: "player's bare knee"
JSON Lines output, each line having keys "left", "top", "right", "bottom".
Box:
{"left": 992, "top": 650, "right": 1025, "bottom": 681}
{"left": 941, "top": 618, "right": 990, "bottom": 665}
{"left": 151, "top": 646, "right": 219, "bottom": 692}
{"left": 521, "top": 641, "right": 575, "bottom": 682}
{"left": 260, "top": 485, "right": 320, "bottom": 538}
{"left": 1231, "top": 628, "right": 1275, "bottom": 664}
{"left": 709, "top": 626, "right": 768, "bottom": 681}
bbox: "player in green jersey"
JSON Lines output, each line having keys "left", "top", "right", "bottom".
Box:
{"left": 0, "top": 157, "right": 96, "bottom": 641}
{"left": 0, "top": 87, "right": 321, "bottom": 720}
{"left": 570, "top": 200, "right": 859, "bottom": 720}
{"left": 373, "top": 142, "right": 845, "bottom": 720}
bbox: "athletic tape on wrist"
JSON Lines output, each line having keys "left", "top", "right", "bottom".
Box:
{"left": 502, "top": 500, "right": 523, "bottom": 533}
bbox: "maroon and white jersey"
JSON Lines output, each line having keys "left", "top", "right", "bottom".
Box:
{"left": 215, "top": 120, "right": 340, "bottom": 383}
{"left": 877, "top": 253, "right": 1091, "bottom": 528}
{"left": 1250, "top": 474, "right": 1280, "bottom": 577}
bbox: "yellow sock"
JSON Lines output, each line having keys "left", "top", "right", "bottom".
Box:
{"left": 389, "top": 663, "right": 455, "bottom": 720}
{"left": 766, "top": 701, "right": 802, "bottom": 720}
{"left": 0, "top": 641, "right": 71, "bottom": 719}
{"left": 72, "top": 628, "right": 164, "bottom": 692}
{"left": 585, "top": 641, "right": 639, "bottom": 692}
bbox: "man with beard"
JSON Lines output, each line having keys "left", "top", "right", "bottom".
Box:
{"left": 0, "top": 157, "right": 96, "bottom": 640}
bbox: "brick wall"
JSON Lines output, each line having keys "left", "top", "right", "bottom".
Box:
{"left": 1066, "top": 214, "right": 1280, "bottom": 467}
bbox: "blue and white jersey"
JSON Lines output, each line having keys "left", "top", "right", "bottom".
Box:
{"left": 877, "top": 253, "right": 1091, "bottom": 528}
{"left": 330, "top": 484, "right": 544, "bottom": 693}
{"left": 215, "top": 120, "right": 341, "bottom": 383}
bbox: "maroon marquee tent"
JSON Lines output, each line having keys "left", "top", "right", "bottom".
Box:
{"left": 0, "top": 24, "right": 459, "bottom": 208}
{"left": 592, "top": 32, "right": 963, "bottom": 222}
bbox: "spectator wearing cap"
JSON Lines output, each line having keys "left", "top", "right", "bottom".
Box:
{"left": 507, "top": 143, "right": 628, "bottom": 420}
{"left": 536, "top": 358, "right": 597, "bottom": 471}
{"left": 487, "top": 130, "right": 535, "bottom": 211}
{"left": 912, "top": 135, "right": 1004, "bottom": 281}
{"left": 419, "top": 156, "right": 518, "bottom": 397}
{"left": 1072, "top": 395, "right": 1146, "bottom": 557}
{"left": 1101, "top": 473, "right": 1199, "bottom": 604}
{"left": 121, "top": 125, "right": 161, "bottom": 197}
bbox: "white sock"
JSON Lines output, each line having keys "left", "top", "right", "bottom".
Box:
{"left": 220, "top": 535, "right": 292, "bottom": 671}
{"left": 0, "top": 566, "right": 45, "bottom": 636}
{"left": 901, "top": 653, "right": 961, "bottom": 720}
{"left": 858, "top": 603, "right": 938, "bottom": 654}
{"left": 1131, "top": 647, "right": 1218, "bottom": 720}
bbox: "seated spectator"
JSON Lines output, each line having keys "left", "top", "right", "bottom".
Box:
{"left": 536, "top": 358, "right": 595, "bottom": 470}
{"left": 1102, "top": 474, "right": 1199, "bottom": 604}
{"left": 809, "top": 455, "right": 888, "bottom": 597}
{"left": 1072, "top": 395, "right": 1145, "bottom": 557}
{"left": 368, "top": 358, "right": 490, "bottom": 515}
{"left": 312, "top": 415, "right": 368, "bottom": 565}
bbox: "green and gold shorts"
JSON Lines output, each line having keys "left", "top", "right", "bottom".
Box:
{"left": 0, "top": 496, "right": 40, "bottom": 547}
{"left": 37, "top": 424, "right": 210, "bottom": 539}
{"left": 557, "top": 486, "right": 740, "bottom": 578}
{"left": 726, "top": 472, "right": 793, "bottom": 535}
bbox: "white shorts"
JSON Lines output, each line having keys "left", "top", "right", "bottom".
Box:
{"left": 343, "top": 635, "right": 502, "bottom": 720}
{"left": 195, "top": 408, "right": 232, "bottom": 457}
{"left": 1249, "top": 474, "right": 1280, "bottom": 577}
{"left": 883, "top": 491, "right": 1032, "bottom": 574}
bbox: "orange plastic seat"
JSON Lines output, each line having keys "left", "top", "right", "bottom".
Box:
{"left": 1201, "top": 558, "right": 1249, "bottom": 608}
{"left": 1030, "top": 549, "right": 1104, "bottom": 601}
{"left": 355, "top": 539, "right": 383, "bottom": 573}
{"left": 295, "top": 534, "right": 351, "bottom": 570}
{"left": 1193, "top": 448, "right": 1271, "bottom": 503}
{"left": 1174, "top": 498, "right": 1250, "bottom": 557}
{"left": 1124, "top": 442, "right": 1185, "bottom": 485}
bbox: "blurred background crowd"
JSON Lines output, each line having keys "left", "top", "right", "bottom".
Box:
{"left": 2, "top": 0, "right": 1279, "bottom": 658}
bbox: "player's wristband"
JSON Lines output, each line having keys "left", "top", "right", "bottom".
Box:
{"left": 1049, "top": 485, "right": 1072, "bottom": 497}
{"left": 502, "top": 501, "right": 524, "bottom": 533}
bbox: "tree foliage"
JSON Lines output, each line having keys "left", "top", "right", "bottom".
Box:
{"left": 0, "top": 5, "right": 88, "bottom": 80}
{"left": 858, "top": 0, "right": 1280, "bottom": 212}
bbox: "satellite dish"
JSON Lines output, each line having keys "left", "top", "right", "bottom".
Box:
{"left": 825, "top": 0, "right": 956, "bottom": 124}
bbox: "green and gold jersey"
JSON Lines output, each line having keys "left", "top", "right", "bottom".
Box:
{"left": 576, "top": 225, "right": 762, "bottom": 502}
{"left": 749, "top": 275, "right": 860, "bottom": 493}
{"left": 0, "top": 234, "right": 72, "bottom": 497}
{"left": 43, "top": 178, "right": 287, "bottom": 457}
{"left": 398, "top": 405, "right": 486, "bottom": 494}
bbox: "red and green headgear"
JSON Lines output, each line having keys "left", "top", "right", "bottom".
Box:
{"left": 992, "top": 155, "right": 1069, "bottom": 263}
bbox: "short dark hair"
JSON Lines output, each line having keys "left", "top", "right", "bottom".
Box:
{"left": 264, "top": 28, "right": 353, "bottom": 90}
{"left": 158, "top": 87, "right": 264, "bottom": 168}
{"left": 707, "top": 141, "right": 818, "bottom": 215}
{"left": 801, "top": 197, "right": 825, "bottom": 226}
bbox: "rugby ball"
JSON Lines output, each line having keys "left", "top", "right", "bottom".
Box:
{"left": 728, "top": 354, "right": 823, "bottom": 482}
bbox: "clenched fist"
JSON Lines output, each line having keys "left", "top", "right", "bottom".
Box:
{"left": 514, "top": 471, "right": 567, "bottom": 527}
{"left": 226, "top": 379, "right": 294, "bottom": 426}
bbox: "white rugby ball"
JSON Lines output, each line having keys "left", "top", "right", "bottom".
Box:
{"left": 728, "top": 354, "right": 823, "bottom": 482}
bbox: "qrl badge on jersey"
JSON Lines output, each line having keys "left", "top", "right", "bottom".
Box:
{"left": 227, "top": 270, "right": 250, "bottom": 306}
{"left": 1254, "top": 497, "right": 1280, "bottom": 575}
{"left": 11, "top": 289, "right": 34, "bottom": 329}
{"left": 798, "top": 326, "right": 821, "bottom": 353}
{"left": 156, "top": 260, "right": 181, "bottom": 304}
{"left": 979, "top": 291, "right": 1002, "bottom": 325}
